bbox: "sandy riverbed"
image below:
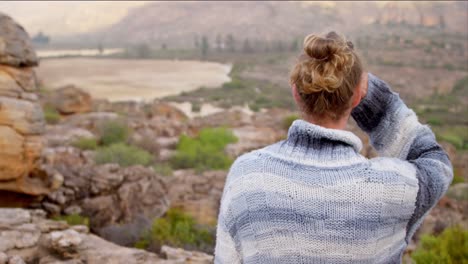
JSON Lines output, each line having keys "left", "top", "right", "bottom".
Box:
{"left": 36, "top": 58, "right": 232, "bottom": 102}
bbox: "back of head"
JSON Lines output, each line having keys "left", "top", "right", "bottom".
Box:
{"left": 290, "top": 31, "right": 363, "bottom": 120}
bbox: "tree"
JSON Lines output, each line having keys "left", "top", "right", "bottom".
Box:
{"left": 225, "top": 34, "right": 235, "bottom": 52}
{"left": 136, "top": 43, "right": 151, "bottom": 59}
{"left": 290, "top": 38, "right": 299, "bottom": 52}
{"left": 242, "top": 38, "right": 253, "bottom": 53}
{"left": 215, "top": 34, "right": 223, "bottom": 52}
{"left": 194, "top": 34, "right": 200, "bottom": 49}
{"left": 201, "top": 35, "right": 209, "bottom": 58}
{"left": 97, "top": 42, "right": 103, "bottom": 55}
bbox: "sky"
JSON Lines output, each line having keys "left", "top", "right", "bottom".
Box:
{"left": 0, "top": 1, "right": 148, "bottom": 37}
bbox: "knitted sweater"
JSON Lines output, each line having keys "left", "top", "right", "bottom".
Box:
{"left": 214, "top": 73, "right": 453, "bottom": 264}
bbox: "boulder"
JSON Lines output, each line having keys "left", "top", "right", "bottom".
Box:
{"left": 168, "top": 170, "right": 226, "bottom": 225}
{"left": 0, "top": 208, "right": 212, "bottom": 264}
{"left": 0, "top": 13, "right": 38, "bottom": 67}
{"left": 0, "top": 13, "right": 55, "bottom": 197}
{"left": 47, "top": 85, "right": 92, "bottom": 115}
{"left": 150, "top": 102, "right": 188, "bottom": 121}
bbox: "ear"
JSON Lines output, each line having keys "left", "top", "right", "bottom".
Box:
{"left": 291, "top": 83, "right": 302, "bottom": 105}
{"left": 351, "top": 86, "right": 362, "bottom": 108}
{"left": 351, "top": 72, "right": 368, "bottom": 108}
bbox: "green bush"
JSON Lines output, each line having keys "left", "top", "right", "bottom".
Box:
{"left": 72, "top": 137, "right": 98, "bottom": 150}
{"left": 411, "top": 225, "right": 468, "bottom": 264}
{"left": 427, "top": 117, "right": 442, "bottom": 126}
{"left": 437, "top": 133, "right": 464, "bottom": 150}
{"left": 99, "top": 120, "right": 130, "bottom": 146}
{"left": 153, "top": 163, "right": 173, "bottom": 177}
{"left": 170, "top": 127, "right": 237, "bottom": 171}
{"left": 222, "top": 77, "right": 248, "bottom": 89}
{"left": 95, "top": 143, "right": 153, "bottom": 167}
{"left": 135, "top": 208, "right": 214, "bottom": 251}
{"left": 44, "top": 105, "right": 60, "bottom": 124}
{"left": 53, "top": 213, "right": 89, "bottom": 227}
{"left": 283, "top": 114, "right": 300, "bottom": 130}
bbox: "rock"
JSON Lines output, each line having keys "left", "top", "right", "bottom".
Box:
{"left": 447, "top": 183, "right": 468, "bottom": 201}
{"left": 45, "top": 125, "right": 95, "bottom": 148}
{"left": 150, "top": 102, "right": 188, "bottom": 121}
{"left": 161, "top": 246, "right": 213, "bottom": 263}
{"left": 7, "top": 256, "right": 25, "bottom": 264}
{"left": 47, "top": 85, "right": 92, "bottom": 115}
{"left": 62, "top": 112, "right": 119, "bottom": 132}
{"left": 0, "top": 253, "right": 7, "bottom": 264}
{"left": 168, "top": 170, "right": 226, "bottom": 225}
{"left": 64, "top": 205, "right": 82, "bottom": 216}
{"left": 0, "top": 14, "right": 51, "bottom": 198}
{"left": 0, "top": 13, "right": 38, "bottom": 67}
{"left": 226, "top": 125, "right": 284, "bottom": 157}
{"left": 0, "top": 208, "right": 212, "bottom": 263}
{"left": 42, "top": 202, "right": 61, "bottom": 215}
{"left": 47, "top": 230, "right": 82, "bottom": 258}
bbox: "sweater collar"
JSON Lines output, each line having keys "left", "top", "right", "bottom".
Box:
{"left": 287, "top": 119, "right": 363, "bottom": 153}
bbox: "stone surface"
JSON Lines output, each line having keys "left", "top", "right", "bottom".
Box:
{"left": 47, "top": 85, "right": 92, "bottom": 115}
{"left": 0, "top": 14, "right": 51, "bottom": 197}
{"left": 0, "top": 13, "right": 38, "bottom": 67}
{"left": 168, "top": 170, "right": 226, "bottom": 225}
{"left": 0, "top": 208, "right": 212, "bottom": 264}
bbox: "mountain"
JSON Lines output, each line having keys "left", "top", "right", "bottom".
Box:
{"left": 79, "top": 1, "right": 467, "bottom": 48}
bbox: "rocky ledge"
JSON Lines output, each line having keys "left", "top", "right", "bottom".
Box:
{"left": 0, "top": 208, "right": 213, "bottom": 264}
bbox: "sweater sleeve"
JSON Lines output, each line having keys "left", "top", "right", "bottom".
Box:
{"left": 351, "top": 73, "right": 453, "bottom": 241}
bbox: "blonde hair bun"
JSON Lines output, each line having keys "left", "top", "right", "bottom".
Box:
{"left": 300, "top": 31, "right": 355, "bottom": 94}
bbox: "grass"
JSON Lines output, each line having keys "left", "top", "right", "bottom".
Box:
{"left": 53, "top": 213, "right": 89, "bottom": 227}
{"left": 134, "top": 208, "right": 214, "bottom": 252}
{"left": 411, "top": 225, "right": 468, "bottom": 264}
{"left": 43, "top": 105, "right": 61, "bottom": 124}
{"left": 170, "top": 127, "right": 237, "bottom": 172}
{"left": 72, "top": 137, "right": 98, "bottom": 150}
{"left": 95, "top": 143, "right": 153, "bottom": 167}
{"left": 153, "top": 163, "right": 174, "bottom": 177}
{"left": 282, "top": 114, "right": 300, "bottom": 130}
{"left": 98, "top": 120, "right": 131, "bottom": 146}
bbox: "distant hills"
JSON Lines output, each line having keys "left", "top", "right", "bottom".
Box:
{"left": 2, "top": 1, "right": 467, "bottom": 48}
{"left": 80, "top": 1, "right": 467, "bottom": 48}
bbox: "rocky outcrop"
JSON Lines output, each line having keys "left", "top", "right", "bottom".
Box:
{"left": 41, "top": 147, "right": 170, "bottom": 244}
{"left": 0, "top": 208, "right": 213, "bottom": 264}
{"left": 0, "top": 13, "right": 57, "bottom": 196}
{"left": 168, "top": 170, "right": 226, "bottom": 226}
{"left": 46, "top": 85, "right": 92, "bottom": 115}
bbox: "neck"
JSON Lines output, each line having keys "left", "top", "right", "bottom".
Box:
{"left": 303, "top": 112, "right": 350, "bottom": 130}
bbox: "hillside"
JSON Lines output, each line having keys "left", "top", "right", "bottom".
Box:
{"left": 78, "top": 1, "right": 467, "bottom": 48}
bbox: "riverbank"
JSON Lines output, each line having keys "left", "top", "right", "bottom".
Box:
{"left": 36, "top": 58, "right": 232, "bottom": 102}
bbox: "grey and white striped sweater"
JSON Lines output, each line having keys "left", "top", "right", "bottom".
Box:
{"left": 214, "top": 73, "right": 453, "bottom": 263}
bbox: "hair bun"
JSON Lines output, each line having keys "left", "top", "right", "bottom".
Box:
{"left": 299, "top": 31, "right": 355, "bottom": 94}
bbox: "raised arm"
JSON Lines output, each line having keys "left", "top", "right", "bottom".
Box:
{"left": 351, "top": 73, "right": 453, "bottom": 241}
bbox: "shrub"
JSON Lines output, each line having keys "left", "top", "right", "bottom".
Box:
{"left": 283, "top": 114, "right": 300, "bottom": 130}
{"left": 72, "top": 137, "right": 98, "bottom": 150}
{"left": 99, "top": 120, "right": 130, "bottom": 146}
{"left": 427, "top": 117, "right": 442, "bottom": 126}
{"left": 222, "top": 77, "right": 247, "bottom": 89}
{"left": 44, "top": 105, "right": 60, "bottom": 124}
{"left": 135, "top": 208, "right": 214, "bottom": 252}
{"left": 437, "top": 133, "right": 464, "bottom": 150}
{"left": 170, "top": 127, "right": 237, "bottom": 171}
{"left": 153, "top": 163, "right": 173, "bottom": 177}
{"left": 411, "top": 225, "right": 468, "bottom": 264}
{"left": 53, "top": 213, "right": 89, "bottom": 227}
{"left": 95, "top": 143, "right": 153, "bottom": 167}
